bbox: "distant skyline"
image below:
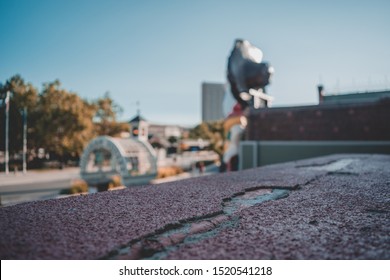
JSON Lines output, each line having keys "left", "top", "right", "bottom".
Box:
{"left": 1, "top": 0, "right": 389, "bottom": 126}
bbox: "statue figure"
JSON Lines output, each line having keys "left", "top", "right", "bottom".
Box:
{"left": 227, "top": 39, "right": 274, "bottom": 109}
{"left": 223, "top": 39, "right": 274, "bottom": 171}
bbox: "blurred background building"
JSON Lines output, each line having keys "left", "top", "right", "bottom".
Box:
{"left": 201, "top": 82, "right": 225, "bottom": 122}
{"left": 239, "top": 87, "right": 390, "bottom": 169}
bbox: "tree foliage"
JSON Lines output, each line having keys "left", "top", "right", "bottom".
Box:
{"left": 0, "top": 75, "right": 38, "bottom": 154}
{"left": 189, "top": 120, "right": 225, "bottom": 157}
{"left": 5, "top": 75, "right": 38, "bottom": 110}
{"left": 33, "top": 80, "right": 96, "bottom": 158}
{"left": 0, "top": 75, "right": 129, "bottom": 162}
{"left": 93, "top": 92, "right": 129, "bottom": 137}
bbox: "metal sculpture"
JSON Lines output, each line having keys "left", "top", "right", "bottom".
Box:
{"left": 223, "top": 39, "right": 274, "bottom": 171}
{"left": 227, "top": 39, "right": 274, "bottom": 109}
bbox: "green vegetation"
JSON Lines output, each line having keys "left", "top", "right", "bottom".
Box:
{"left": 93, "top": 92, "right": 130, "bottom": 137}
{"left": 96, "top": 175, "right": 123, "bottom": 192}
{"left": 1, "top": 74, "right": 226, "bottom": 170}
{"left": 0, "top": 75, "right": 129, "bottom": 166}
{"left": 60, "top": 179, "right": 89, "bottom": 195}
{"left": 189, "top": 120, "right": 225, "bottom": 157}
{"left": 157, "top": 166, "right": 184, "bottom": 179}
{"left": 108, "top": 175, "right": 122, "bottom": 189}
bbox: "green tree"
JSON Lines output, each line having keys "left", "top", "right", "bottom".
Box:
{"left": 1, "top": 75, "right": 130, "bottom": 165}
{"left": 34, "top": 80, "right": 96, "bottom": 159}
{"left": 0, "top": 75, "right": 38, "bottom": 154}
{"left": 189, "top": 121, "right": 225, "bottom": 157}
{"left": 5, "top": 74, "right": 38, "bottom": 111}
{"left": 93, "top": 92, "right": 129, "bottom": 136}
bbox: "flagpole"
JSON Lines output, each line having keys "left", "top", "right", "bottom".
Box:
{"left": 5, "top": 91, "right": 10, "bottom": 174}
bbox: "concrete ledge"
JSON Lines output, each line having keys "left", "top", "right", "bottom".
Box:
{"left": 0, "top": 154, "right": 389, "bottom": 259}
{"left": 239, "top": 140, "right": 390, "bottom": 168}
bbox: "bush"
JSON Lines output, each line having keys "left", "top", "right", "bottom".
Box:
{"left": 97, "top": 175, "right": 123, "bottom": 192}
{"left": 60, "top": 179, "right": 88, "bottom": 195}
{"left": 157, "top": 166, "right": 183, "bottom": 179}
{"left": 107, "top": 175, "right": 122, "bottom": 190}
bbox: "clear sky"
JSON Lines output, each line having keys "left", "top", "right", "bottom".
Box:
{"left": 1, "top": 0, "right": 389, "bottom": 126}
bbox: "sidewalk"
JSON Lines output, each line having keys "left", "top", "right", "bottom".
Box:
{"left": 0, "top": 167, "right": 80, "bottom": 187}
{"left": 0, "top": 168, "right": 81, "bottom": 206}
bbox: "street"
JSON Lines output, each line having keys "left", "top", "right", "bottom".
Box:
{"left": 0, "top": 167, "right": 80, "bottom": 206}
{"left": 0, "top": 164, "right": 219, "bottom": 206}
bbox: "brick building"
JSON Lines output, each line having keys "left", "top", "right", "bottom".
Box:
{"left": 239, "top": 90, "right": 390, "bottom": 169}
{"left": 246, "top": 98, "right": 390, "bottom": 141}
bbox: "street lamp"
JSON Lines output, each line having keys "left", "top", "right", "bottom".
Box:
{"left": 1, "top": 83, "right": 28, "bottom": 174}
{"left": 5, "top": 91, "right": 9, "bottom": 174}
{"left": 0, "top": 84, "right": 10, "bottom": 174}
{"left": 20, "top": 107, "right": 27, "bottom": 174}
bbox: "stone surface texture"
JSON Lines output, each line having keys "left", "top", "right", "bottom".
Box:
{"left": 0, "top": 154, "right": 389, "bottom": 260}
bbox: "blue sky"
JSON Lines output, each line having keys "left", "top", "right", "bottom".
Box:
{"left": 1, "top": 0, "right": 389, "bottom": 126}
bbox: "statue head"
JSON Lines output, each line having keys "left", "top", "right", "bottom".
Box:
{"left": 227, "top": 39, "right": 274, "bottom": 108}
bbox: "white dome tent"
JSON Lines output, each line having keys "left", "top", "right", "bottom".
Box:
{"left": 80, "top": 136, "right": 157, "bottom": 187}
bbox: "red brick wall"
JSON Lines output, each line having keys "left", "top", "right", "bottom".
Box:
{"left": 246, "top": 98, "right": 390, "bottom": 141}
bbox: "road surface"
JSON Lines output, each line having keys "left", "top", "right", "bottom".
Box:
{"left": 0, "top": 168, "right": 80, "bottom": 206}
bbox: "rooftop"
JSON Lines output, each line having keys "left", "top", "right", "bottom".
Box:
{"left": 322, "top": 89, "right": 390, "bottom": 104}
{"left": 129, "top": 114, "right": 147, "bottom": 123}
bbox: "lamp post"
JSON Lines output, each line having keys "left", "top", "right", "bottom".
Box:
{"left": 1, "top": 84, "right": 28, "bottom": 174}
{"left": 5, "top": 91, "right": 9, "bottom": 174}
{"left": 22, "top": 107, "right": 27, "bottom": 173}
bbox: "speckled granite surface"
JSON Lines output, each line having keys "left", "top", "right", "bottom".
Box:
{"left": 1, "top": 154, "right": 389, "bottom": 259}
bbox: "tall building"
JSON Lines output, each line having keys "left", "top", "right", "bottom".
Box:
{"left": 202, "top": 82, "right": 225, "bottom": 122}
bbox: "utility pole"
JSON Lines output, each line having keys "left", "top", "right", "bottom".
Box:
{"left": 5, "top": 91, "right": 10, "bottom": 174}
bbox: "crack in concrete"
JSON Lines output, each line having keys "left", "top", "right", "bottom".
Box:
{"left": 102, "top": 187, "right": 290, "bottom": 260}
{"left": 327, "top": 171, "right": 359, "bottom": 176}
